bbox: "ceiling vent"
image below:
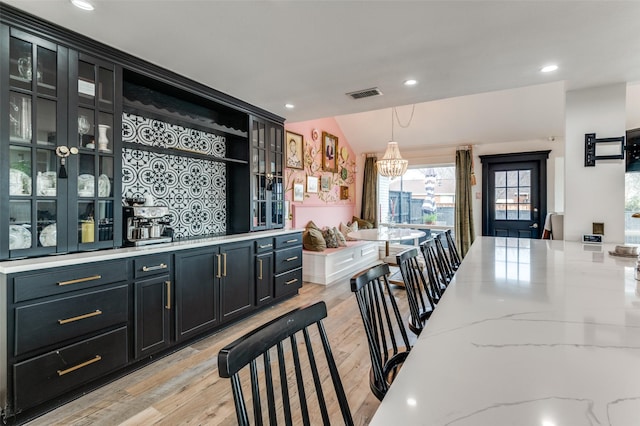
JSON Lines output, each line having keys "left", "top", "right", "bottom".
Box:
{"left": 346, "top": 87, "right": 383, "bottom": 100}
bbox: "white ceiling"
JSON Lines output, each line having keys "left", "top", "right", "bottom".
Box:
{"left": 4, "top": 0, "right": 640, "bottom": 154}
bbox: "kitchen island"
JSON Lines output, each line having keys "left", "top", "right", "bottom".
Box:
{"left": 370, "top": 236, "right": 640, "bottom": 425}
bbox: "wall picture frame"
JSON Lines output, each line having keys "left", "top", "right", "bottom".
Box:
{"left": 340, "top": 185, "right": 349, "bottom": 200}
{"left": 322, "top": 131, "right": 338, "bottom": 172}
{"left": 285, "top": 131, "right": 304, "bottom": 169}
{"left": 307, "top": 175, "right": 319, "bottom": 193}
{"left": 293, "top": 183, "right": 304, "bottom": 202}
{"left": 321, "top": 175, "right": 331, "bottom": 191}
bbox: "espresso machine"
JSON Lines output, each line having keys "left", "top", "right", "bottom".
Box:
{"left": 123, "top": 206, "right": 173, "bottom": 246}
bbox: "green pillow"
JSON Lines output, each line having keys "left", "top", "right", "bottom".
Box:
{"left": 352, "top": 216, "right": 374, "bottom": 229}
{"left": 303, "top": 228, "right": 326, "bottom": 251}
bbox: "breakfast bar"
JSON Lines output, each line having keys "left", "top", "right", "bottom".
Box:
{"left": 370, "top": 236, "right": 640, "bottom": 425}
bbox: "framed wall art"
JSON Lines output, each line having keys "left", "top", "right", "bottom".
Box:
{"left": 322, "top": 131, "right": 338, "bottom": 172}
{"left": 285, "top": 131, "right": 304, "bottom": 169}
{"left": 293, "top": 183, "right": 304, "bottom": 202}
{"left": 340, "top": 185, "right": 349, "bottom": 200}
{"left": 321, "top": 175, "right": 331, "bottom": 191}
{"left": 307, "top": 175, "right": 319, "bottom": 193}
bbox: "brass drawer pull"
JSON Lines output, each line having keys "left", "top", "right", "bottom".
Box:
{"left": 258, "top": 259, "right": 263, "bottom": 280}
{"left": 286, "top": 239, "right": 298, "bottom": 243}
{"left": 259, "top": 243, "right": 272, "bottom": 249}
{"left": 216, "top": 254, "right": 221, "bottom": 278}
{"left": 142, "top": 263, "right": 168, "bottom": 272}
{"left": 57, "top": 355, "right": 102, "bottom": 376}
{"left": 58, "top": 310, "right": 102, "bottom": 325}
{"left": 285, "top": 256, "right": 299, "bottom": 262}
{"left": 165, "top": 281, "right": 171, "bottom": 310}
{"left": 285, "top": 278, "right": 298, "bottom": 285}
{"left": 57, "top": 275, "right": 102, "bottom": 286}
{"left": 223, "top": 253, "right": 227, "bottom": 277}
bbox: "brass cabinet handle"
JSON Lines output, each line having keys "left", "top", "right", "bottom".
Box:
{"left": 57, "top": 355, "right": 102, "bottom": 376}
{"left": 165, "top": 281, "right": 171, "bottom": 309}
{"left": 286, "top": 256, "right": 298, "bottom": 262}
{"left": 223, "top": 253, "right": 227, "bottom": 277}
{"left": 216, "top": 254, "right": 221, "bottom": 278}
{"left": 58, "top": 310, "right": 102, "bottom": 325}
{"left": 57, "top": 275, "right": 101, "bottom": 286}
{"left": 286, "top": 239, "right": 298, "bottom": 243}
{"left": 285, "top": 278, "right": 298, "bottom": 285}
{"left": 142, "top": 263, "right": 168, "bottom": 272}
{"left": 259, "top": 243, "right": 272, "bottom": 249}
{"left": 258, "top": 259, "right": 263, "bottom": 280}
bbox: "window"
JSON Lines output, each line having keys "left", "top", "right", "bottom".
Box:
{"left": 625, "top": 172, "right": 640, "bottom": 243}
{"left": 378, "top": 166, "right": 456, "bottom": 226}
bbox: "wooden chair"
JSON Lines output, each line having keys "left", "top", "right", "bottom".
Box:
{"left": 218, "top": 301, "right": 353, "bottom": 426}
{"left": 444, "top": 229, "right": 462, "bottom": 269}
{"left": 419, "top": 239, "right": 447, "bottom": 302}
{"left": 351, "top": 263, "right": 412, "bottom": 400}
{"left": 396, "top": 247, "right": 436, "bottom": 335}
{"left": 434, "top": 233, "right": 455, "bottom": 282}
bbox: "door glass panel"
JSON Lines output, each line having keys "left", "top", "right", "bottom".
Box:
{"left": 519, "top": 170, "right": 531, "bottom": 186}
{"left": 252, "top": 148, "right": 259, "bottom": 173}
{"left": 496, "top": 208, "right": 506, "bottom": 220}
{"left": 37, "top": 200, "right": 57, "bottom": 247}
{"left": 519, "top": 204, "right": 531, "bottom": 220}
{"left": 79, "top": 201, "right": 95, "bottom": 243}
{"left": 36, "top": 46, "right": 56, "bottom": 96}
{"left": 495, "top": 171, "right": 506, "bottom": 187}
{"left": 258, "top": 123, "right": 265, "bottom": 148}
{"left": 99, "top": 157, "right": 114, "bottom": 197}
{"left": 9, "top": 201, "right": 32, "bottom": 250}
{"left": 97, "top": 201, "right": 114, "bottom": 241}
{"left": 79, "top": 154, "right": 96, "bottom": 197}
{"left": 9, "top": 92, "right": 32, "bottom": 142}
{"left": 78, "top": 60, "right": 96, "bottom": 105}
{"left": 36, "top": 97, "right": 56, "bottom": 146}
{"left": 98, "top": 67, "right": 114, "bottom": 108}
{"left": 506, "top": 171, "right": 518, "bottom": 187}
{"left": 258, "top": 149, "right": 265, "bottom": 174}
{"left": 10, "top": 37, "right": 32, "bottom": 91}
{"left": 506, "top": 188, "right": 518, "bottom": 203}
{"left": 274, "top": 127, "right": 283, "bottom": 152}
{"left": 252, "top": 121, "right": 259, "bottom": 146}
{"left": 98, "top": 112, "right": 113, "bottom": 152}
{"left": 78, "top": 107, "right": 95, "bottom": 149}
{"left": 36, "top": 149, "right": 57, "bottom": 197}
{"left": 9, "top": 145, "right": 32, "bottom": 196}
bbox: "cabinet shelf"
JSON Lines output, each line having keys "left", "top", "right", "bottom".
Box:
{"left": 10, "top": 74, "right": 56, "bottom": 90}
{"left": 123, "top": 141, "right": 248, "bottom": 165}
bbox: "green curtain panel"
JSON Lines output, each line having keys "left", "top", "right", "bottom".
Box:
{"left": 361, "top": 157, "right": 378, "bottom": 226}
{"left": 455, "top": 148, "right": 475, "bottom": 257}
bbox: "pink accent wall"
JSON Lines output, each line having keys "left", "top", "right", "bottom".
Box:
{"left": 284, "top": 117, "right": 357, "bottom": 228}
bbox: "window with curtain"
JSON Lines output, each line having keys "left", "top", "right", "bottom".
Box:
{"left": 378, "top": 166, "right": 456, "bottom": 226}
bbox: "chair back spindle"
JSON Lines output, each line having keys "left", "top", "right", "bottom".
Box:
{"left": 396, "top": 248, "right": 436, "bottom": 335}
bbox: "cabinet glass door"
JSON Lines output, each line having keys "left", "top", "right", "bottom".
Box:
{"left": 6, "top": 30, "right": 64, "bottom": 257}
{"left": 270, "top": 124, "right": 284, "bottom": 228}
{"left": 251, "top": 119, "right": 268, "bottom": 230}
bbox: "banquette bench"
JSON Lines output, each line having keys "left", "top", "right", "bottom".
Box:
{"left": 303, "top": 241, "right": 380, "bottom": 285}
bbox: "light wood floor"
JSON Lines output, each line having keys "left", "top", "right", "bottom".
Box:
{"left": 25, "top": 280, "right": 408, "bottom": 426}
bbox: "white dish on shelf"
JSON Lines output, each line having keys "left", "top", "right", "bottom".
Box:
{"left": 37, "top": 171, "right": 57, "bottom": 196}
{"left": 98, "top": 174, "right": 111, "bottom": 197}
{"left": 39, "top": 223, "right": 57, "bottom": 247}
{"left": 78, "top": 174, "right": 94, "bottom": 197}
{"left": 9, "top": 225, "right": 31, "bottom": 250}
{"left": 9, "top": 169, "right": 32, "bottom": 196}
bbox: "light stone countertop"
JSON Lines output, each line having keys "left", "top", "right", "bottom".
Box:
{"left": 369, "top": 236, "right": 640, "bottom": 425}
{"left": 0, "top": 228, "right": 303, "bottom": 274}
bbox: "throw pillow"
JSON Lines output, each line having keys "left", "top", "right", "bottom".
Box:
{"left": 333, "top": 227, "right": 347, "bottom": 247}
{"left": 306, "top": 220, "right": 320, "bottom": 231}
{"left": 303, "top": 228, "right": 326, "bottom": 251}
{"left": 351, "top": 216, "right": 374, "bottom": 229}
{"left": 340, "top": 221, "right": 359, "bottom": 241}
{"left": 322, "top": 227, "right": 340, "bottom": 248}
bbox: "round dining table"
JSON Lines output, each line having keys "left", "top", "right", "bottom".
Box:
{"left": 347, "top": 227, "right": 426, "bottom": 257}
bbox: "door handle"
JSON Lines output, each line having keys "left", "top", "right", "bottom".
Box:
{"left": 529, "top": 223, "right": 539, "bottom": 229}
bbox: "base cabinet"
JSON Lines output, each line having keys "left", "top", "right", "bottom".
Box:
{"left": 220, "top": 242, "right": 254, "bottom": 323}
{"left": 134, "top": 277, "right": 171, "bottom": 359}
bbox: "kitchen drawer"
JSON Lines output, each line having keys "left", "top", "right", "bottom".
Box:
{"left": 134, "top": 254, "right": 171, "bottom": 278}
{"left": 13, "top": 260, "right": 129, "bottom": 303}
{"left": 13, "top": 326, "right": 128, "bottom": 411}
{"left": 274, "top": 246, "right": 302, "bottom": 274}
{"left": 255, "top": 237, "right": 274, "bottom": 254}
{"left": 15, "top": 285, "right": 128, "bottom": 356}
{"left": 274, "top": 233, "right": 302, "bottom": 249}
{"left": 275, "top": 267, "right": 302, "bottom": 298}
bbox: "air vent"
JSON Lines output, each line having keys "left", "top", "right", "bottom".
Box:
{"left": 346, "top": 87, "right": 383, "bottom": 99}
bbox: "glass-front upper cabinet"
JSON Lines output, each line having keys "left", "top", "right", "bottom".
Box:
{"left": 4, "top": 28, "right": 67, "bottom": 259}
{"left": 1, "top": 26, "right": 122, "bottom": 260}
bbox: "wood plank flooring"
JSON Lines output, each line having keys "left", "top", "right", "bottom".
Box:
{"left": 25, "top": 280, "right": 410, "bottom": 425}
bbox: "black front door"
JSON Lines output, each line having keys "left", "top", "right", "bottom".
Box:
{"left": 480, "top": 151, "right": 550, "bottom": 238}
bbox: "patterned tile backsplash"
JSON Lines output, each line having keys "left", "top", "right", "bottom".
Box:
{"left": 122, "top": 113, "right": 227, "bottom": 239}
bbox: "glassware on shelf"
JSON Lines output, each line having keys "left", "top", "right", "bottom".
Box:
{"left": 78, "top": 115, "right": 91, "bottom": 147}
{"left": 18, "top": 56, "right": 32, "bottom": 81}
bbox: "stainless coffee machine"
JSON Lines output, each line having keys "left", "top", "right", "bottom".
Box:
{"left": 123, "top": 206, "right": 173, "bottom": 246}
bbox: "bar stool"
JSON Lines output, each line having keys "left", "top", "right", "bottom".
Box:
{"left": 434, "top": 233, "right": 455, "bottom": 283}
{"left": 396, "top": 247, "right": 436, "bottom": 335}
{"left": 351, "top": 263, "right": 412, "bottom": 401}
{"left": 419, "top": 239, "right": 447, "bottom": 302}
{"left": 444, "top": 229, "right": 462, "bottom": 269}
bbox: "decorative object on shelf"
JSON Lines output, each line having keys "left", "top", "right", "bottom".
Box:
{"left": 39, "top": 223, "right": 57, "bottom": 247}
{"left": 78, "top": 115, "right": 91, "bottom": 146}
{"left": 98, "top": 124, "right": 110, "bottom": 151}
{"left": 341, "top": 167, "right": 348, "bottom": 180}
{"left": 37, "top": 171, "right": 57, "bottom": 196}
{"left": 377, "top": 107, "right": 411, "bottom": 177}
{"left": 592, "top": 222, "right": 604, "bottom": 236}
{"left": 98, "top": 174, "right": 111, "bottom": 197}
{"left": 322, "top": 131, "right": 338, "bottom": 172}
{"left": 306, "top": 175, "right": 319, "bottom": 193}
{"left": 9, "top": 225, "right": 31, "bottom": 250}
{"left": 17, "top": 56, "right": 32, "bottom": 81}
{"left": 584, "top": 132, "right": 625, "bottom": 167}
{"left": 293, "top": 182, "right": 304, "bottom": 202}
{"left": 321, "top": 175, "right": 331, "bottom": 191}
{"left": 9, "top": 168, "right": 32, "bottom": 196}
{"left": 78, "top": 174, "right": 95, "bottom": 197}
{"left": 340, "top": 185, "right": 349, "bottom": 200}
{"left": 311, "top": 128, "right": 319, "bottom": 141}
{"left": 285, "top": 130, "right": 304, "bottom": 169}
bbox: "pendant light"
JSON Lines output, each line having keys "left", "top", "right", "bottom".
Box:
{"left": 377, "top": 107, "right": 409, "bottom": 177}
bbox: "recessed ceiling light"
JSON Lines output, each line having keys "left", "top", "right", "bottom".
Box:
{"left": 285, "top": 103, "right": 295, "bottom": 109}
{"left": 540, "top": 64, "right": 558, "bottom": 73}
{"left": 404, "top": 79, "right": 418, "bottom": 86}
{"left": 70, "top": 0, "right": 94, "bottom": 10}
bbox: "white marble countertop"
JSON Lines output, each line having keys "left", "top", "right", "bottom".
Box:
{"left": 369, "top": 236, "right": 640, "bottom": 425}
{"left": 0, "top": 228, "right": 303, "bottom": 274}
